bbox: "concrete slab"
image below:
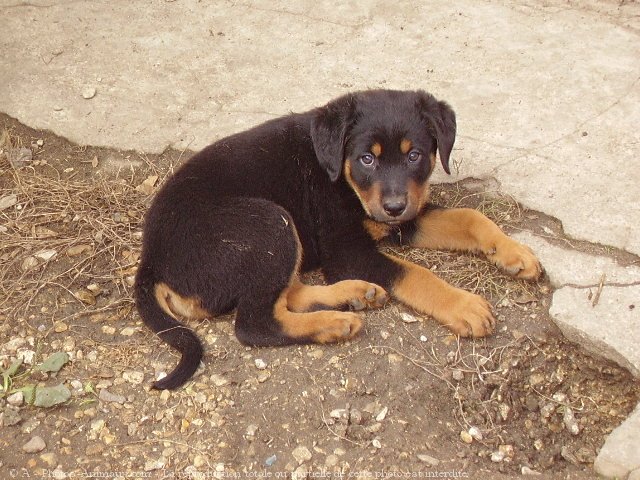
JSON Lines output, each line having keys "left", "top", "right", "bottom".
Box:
{"left": 550, "top": 285, "right": 640, "bottom": 378}
{"left": 594, "top": 402, "right": 640, "bottom": 479}
{"left": 515, "top": 229, "right": 640, "bottom": 480}
{"left": 1, "top": 0, "right": 640, "bottom": 254}
{"left": 513, "top": 232, "right": 640, "bottom": 377}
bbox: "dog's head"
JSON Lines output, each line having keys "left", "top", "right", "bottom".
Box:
{"left": 311, "top": 89, "right": 456, "bottom": 224}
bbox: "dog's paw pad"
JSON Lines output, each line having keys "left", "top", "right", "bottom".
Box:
{"left": 313, "top": 313, "right": 363, "bottom": 343}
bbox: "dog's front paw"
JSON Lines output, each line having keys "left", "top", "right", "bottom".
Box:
{"left": 344, "top": 281, "right": 388, "bottom": 310}
{"left": 486, "top": 237, "right": 542, "bottom": 280}
{"left": 313, "top": 312, "right": 363, "bottom": 343}
{"left": 436, "top": 288, "right": 495, "bottom": 337}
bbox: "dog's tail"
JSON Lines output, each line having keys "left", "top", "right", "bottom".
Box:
{"left": 134, "top": 266, "right": 204, "bottom": 390}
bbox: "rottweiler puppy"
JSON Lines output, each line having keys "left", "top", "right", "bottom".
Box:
{"left": 135, "top": 89, "right": 541, "bottom": 389}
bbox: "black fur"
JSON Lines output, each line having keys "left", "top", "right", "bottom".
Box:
{"left": 135, "top": 89, "right": 456, "bottom": 389}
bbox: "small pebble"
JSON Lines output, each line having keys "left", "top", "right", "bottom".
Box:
{"left": 7, "top": 391, "right": 24, "bottom": 406}
{"left": 292, "top": 445, "right": 312, "bottom": 464}
{"left": 254, "top": 358, "right": 267, "bottom": 370}
{"left": 330, "top": 409, "right": 348, "bottom": 420}
{"left": 499, "top": 444, "right": 514, "bottom": 458}
{"left": 265, "top": 454, "right": 277, "bottom": 467}
{"left": 0, "top": 193, "right": 18, "bottom": 210}
{"left": 22, "top": 436, "right": 46, "bottom": 453}
{"left": 375, "top": 406, "right": 388, "bottom": 422}
{"left": 552, "top": 392, "right": 567, "bottom": 403}
{"left": 540, "top": 402, "right": 556, "bottom": 418}
{"left": 82, "top": 87, "right": 97, "bottom": 99}
{"left": 452, "top": 369, "right": 464, "bottom": 381}
{"left": 417, "top": 454, "right": 440, "bottom": 466}
{"left": 499, "top": 403, "right": 511, "bottom": 421}
{"left": 245, "top": 424, "right": 259, "bottom": 437}
{"left": 400, "top": 312, "right": 419, "bottom": 323}
{"left": 468, "top": 426, "right": 483, "bottom": 441}
{"left": 491, "top": 451, "right": 505, "bottom": 463}
{"left": 349, "top": 408, "right": 363, "bottom": 425}
{"left": 521, "top": 466, "right": 541, "bottom": 475}
{"left": 91, "top": 419, "right": 105, "bottom": 434}
{"left": 99, "top": 389, "right": 126, "bottom": 404}
{"left": 445, "top": 351, "right": 456, "bottom": 364}
{"left": 563, "top": 406, "right": 580, "bottom": 435}
{"left": 54, "top": 322, "right": 68, "bottom": 333}
{"left": 70, "top": 380, "right": 83, "bottom": 391}
{"left": 460, "top": 430, "right": 473, "bottom": 444}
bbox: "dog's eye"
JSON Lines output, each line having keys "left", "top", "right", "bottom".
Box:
{"left": 407, "top": 150, "right": 422, "bottom": 163}
{"left": 360, "top": 153, "right": 375, "bottom": 166}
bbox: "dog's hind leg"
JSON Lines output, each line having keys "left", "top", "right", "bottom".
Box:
{"left": 230, "top": 203, "right": 365, "bottom": 346}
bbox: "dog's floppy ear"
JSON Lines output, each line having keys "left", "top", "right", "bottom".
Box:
{"left": 417, "top": 91, "right": 457, "bottom": 175}
{"left": 310, "top": 93, "right": 356, "bottom": 182}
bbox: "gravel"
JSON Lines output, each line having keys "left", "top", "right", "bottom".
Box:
{"left": 22, "top": 435, "right": 46, "bottom": 453}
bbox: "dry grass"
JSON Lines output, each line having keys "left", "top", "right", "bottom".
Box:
{"left": 0, "top": 132, "right": 174, "bottom": 335}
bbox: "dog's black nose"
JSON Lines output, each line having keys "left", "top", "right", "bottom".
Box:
{"left": 383, "top": 198, "right": 407, "bottom": 217}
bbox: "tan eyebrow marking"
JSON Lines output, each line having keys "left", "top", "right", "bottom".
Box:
{"left": 400, "top": 138, "right": 412, "bottom": 154}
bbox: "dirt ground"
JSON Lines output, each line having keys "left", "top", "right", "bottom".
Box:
{"left": 1, "top": 113, "right": 638, "bottom": 479}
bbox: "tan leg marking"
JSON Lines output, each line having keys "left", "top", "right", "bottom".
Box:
{"left": 387, "top": 255, "right": 495, "bottom": 337}
{"left": 287, "top": 278, "right": 388, "bottom": 312}
{"left": 412, "top": 208, "right": 542, "bottom": 279}
{"left": 154, "top": 282, "right": 211, "bottom": 320}
{"left": 274, "top": 286, "right": 363, "bottom": 343}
